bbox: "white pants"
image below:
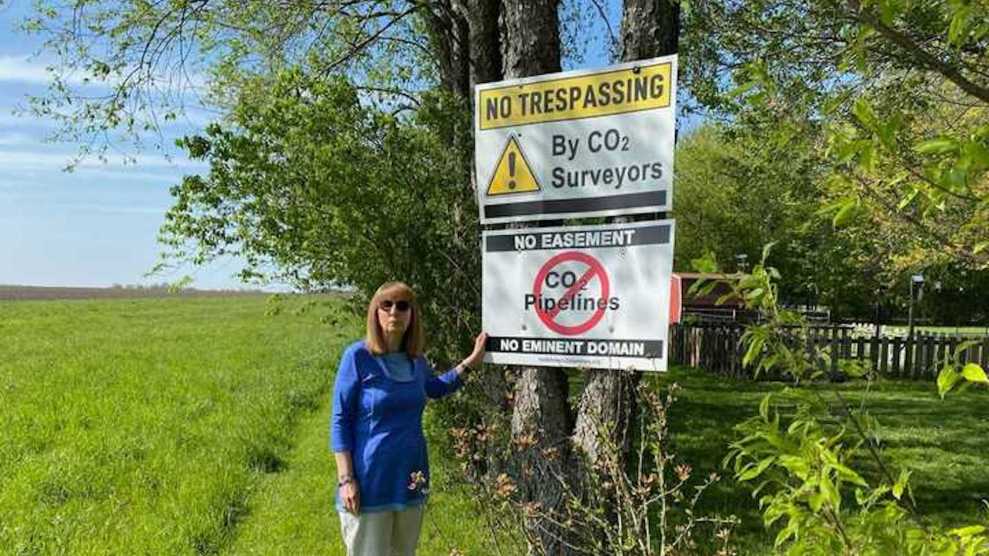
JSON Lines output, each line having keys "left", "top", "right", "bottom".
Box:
{"left": 339, "top": 505, "right": 425, "bottom": 556}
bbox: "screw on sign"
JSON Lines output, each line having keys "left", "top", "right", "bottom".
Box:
{"left": 530, "top": 251, "right": 617, "bottom": 335}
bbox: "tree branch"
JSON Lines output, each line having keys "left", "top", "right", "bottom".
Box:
{"left": 849, "top": 2, "right": 989, "bottom": 105}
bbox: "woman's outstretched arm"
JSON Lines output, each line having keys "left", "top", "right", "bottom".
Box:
{"left": 425, "top": 332, "right": 487, "bottom": 399}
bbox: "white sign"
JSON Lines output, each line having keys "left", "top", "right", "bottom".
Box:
{"left": 482, "top": 220, "right": 675, "bottom": 371}
{"left": 474, "top": 55, "right": 678, "bottom": 224}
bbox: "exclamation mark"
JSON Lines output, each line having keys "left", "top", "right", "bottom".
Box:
{"left": 508, "top": 152, "right": 516, "bottom": 189}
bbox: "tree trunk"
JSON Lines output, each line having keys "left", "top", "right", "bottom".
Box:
{"left": 461, "top": 0, "right": 503, "bottom": 88}
{"left": 501, "top": 0, "right": 561, "bottom": 78}
{"left": 569, "top": 0, "right": 680, "bottom": 549}
{"left": 492, "top": 2, "right": 680, "bottom": 553}
{"left": 572, "top": 0, "right": 680, "bottom": 476}
{"left": 424, "top": 0, "right": 504, "bottom": 98}
{"left": 620, "top": 0, "right": 680, "bottom": 61}
{"left": 570, "top": 369, "right": 636, "bottom": 468}
{"left": 423, "top": 0, "right": 470, "bottom": 98}
{"left": 500, "top": 2, "right": 571, "bottom": 554}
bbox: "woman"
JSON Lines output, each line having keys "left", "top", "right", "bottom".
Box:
{"left": 330, "top": 281, "right": 486, "bottom": 556}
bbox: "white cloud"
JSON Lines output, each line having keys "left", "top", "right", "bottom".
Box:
{"left": 0, "top": 55, "right": 52, "bottom": 84}
{"left": 0, "top": 149, "right": 207, "bottom": 178}
{"left": 0, "top": 130, "right": 34, "bottom": 145}
{"left": 0, "top": 54, "right": 211, "bottom": 93}
{"left": 0, "top": 55, "right": 94, "bottom": 86}
{"left": 57, "top": 203, "right": 168, "bottom": 216}
{"left": 0, "top": 110, "right": 55, "bottom": 129}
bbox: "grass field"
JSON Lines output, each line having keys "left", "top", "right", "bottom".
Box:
{"left": 0, "top": 295, "right": 361, "bottom": 554}
{"left": 0, "top": 294, "right": 497, "bottom": 556}
{"left": 661, "top": 367, "right": 989, "bottom": 553}
{"left": 3, "top": 295, "right": 986, "bottom": 555}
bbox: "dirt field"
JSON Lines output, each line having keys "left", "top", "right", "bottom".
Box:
{"left": 0, "top": 284, "right": 270, "bottom": 301}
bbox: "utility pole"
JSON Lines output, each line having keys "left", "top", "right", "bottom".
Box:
{"left": 908, "top": 274, "right": 924, "bottom": 339}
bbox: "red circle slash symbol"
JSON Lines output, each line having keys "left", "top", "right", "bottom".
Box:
{"left": 532, "top": 251, "right": 610, "bottom": 336}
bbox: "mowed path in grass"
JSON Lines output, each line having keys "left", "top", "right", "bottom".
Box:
{"left": 0, "top": 294, "right": 362, "bottom": 554}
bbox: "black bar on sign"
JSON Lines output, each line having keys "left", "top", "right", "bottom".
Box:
{"left": 484, "top": 190, "right": 667, "bottom": 219}
{"left": 486, "top": 336, "right": 663, "bottom": 357}
{"left": 485, "top": 223, "right": 670, "bottom": 252}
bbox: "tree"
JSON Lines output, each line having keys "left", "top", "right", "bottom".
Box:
{"left": 681, "top": 0, "right": 989, "bottom": 269}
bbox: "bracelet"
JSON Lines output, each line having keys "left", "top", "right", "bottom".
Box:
{"left": 338, "top": 474, "right": 355, "bottom": 487}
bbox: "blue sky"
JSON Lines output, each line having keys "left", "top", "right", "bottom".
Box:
{"left": 0, "top": 3, "right": 248, "bottom": 289}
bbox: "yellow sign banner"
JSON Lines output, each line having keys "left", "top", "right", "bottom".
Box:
{"left": 478, "top": 61, "right": 672, "bottom": 130}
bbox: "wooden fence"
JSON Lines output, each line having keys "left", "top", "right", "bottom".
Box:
{"left": 668, "top": 323, "right": 989, "bottom": 380}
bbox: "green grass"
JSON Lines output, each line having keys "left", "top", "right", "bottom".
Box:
{"left": 3, "top": 296, "right": 986, "bottom": 555}
{"left": 0, "top": 295, "right": 359, "bottom": 555}
{"left": 225, "top": 396, "right": 492, "bottom": 555}
{"left": 0, "top": 295, "right": 495, "bottom": 556}
{"left": 659, "top": 366, "right": 989, "bottom": 553}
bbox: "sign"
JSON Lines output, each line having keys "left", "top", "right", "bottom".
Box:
{"left": 475, "top": 55, "right": 677, "bottom": 224}
{"left": 487, "top": 135, "right": 541, "bottom": 196}
{"left": 482, "top": 220, "right": 675, "bottom": 371}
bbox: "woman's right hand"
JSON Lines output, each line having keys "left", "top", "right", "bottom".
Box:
{"left": 341, "top": 480, "right": 360, "bottom": 514}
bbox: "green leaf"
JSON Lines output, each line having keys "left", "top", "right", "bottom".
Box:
{"left": 878, "top": 0, "right": 897, "bottom": 26}
{"left": 744, "top": 335, "right": 766, "bottom": 369}
{"left": 760, "top": 242, "right": 776, "bottom": 263}
{"left": 953, "top": 340, "right": 979, "bottom": 358}
{"left": 778, "top": 455, "right": 810, "bottom": 479}
{"left": 833, "top": 199, "right": 859, "bottom": 228}
{"left": 691, "top": 252, "right": 719, "bottom": 274}
{"left": 831, "top": 462, "right": 868, "bottom": 487}
{"left": 728, "top": 80, "right": 758, "bottom": 98}
{"left": 738, "top": 456, "right": 776, "bottom": 481}
{"left": 716, "top": 292, "right": 737, "bottom": 306}
{"left": 897, "top": 188, "right": 919, "bottom": 210}
{"left": 964, "top": 141, "right": 989, "bottom": 169}
{"left": 961, "top": 363, "right": 988, "bottom": 384}
{"left": 915, "top": 137, "right": 959, "bottom": 155}
{"left": 759, "top": 394, "right": 771, "bottom": 420}
{"left": 937, "top": 366, "right": 960, "bottom": 399}
{"left": 820, "top": 472, "right": 840, "bottom": 511}
{"left": 892, "top": 468, "right": 911, "bottom": 500}
{"left": 853, "top": 98, "right": 878, "bottom": 131}
{"left": 949, "top": 525, "right": 986, "bottom": 538}
{"left": 975, "top": 241, "right": 989, "bottom": 255}
{"left": 859, "top": 142, "right": 878, "bottom": 172}
{"left": 948, "top": 7, "right": 972, "bottom": 47}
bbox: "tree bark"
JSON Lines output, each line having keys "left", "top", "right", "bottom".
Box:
{"left": 423, "top": 0, "right": 503, "bottom": 98}
{"left": 620, "top": 0, "right": 680, "bottom": 60}
{"left": 500, "top": 2, "right": 571, "bottom": 554}
{"left": 422, "top": 0, "right": 471, "bottom": 98}
{"left": 569, "top": 0, "right": 680, "bottom": 548}
{"left": 501, "top": 0, "right": 562, "bottom": 78}
{"left": 573, "top": 0, "right": 680, "bottom": 473}
{"left": 461, "top": 0, "right": 503, "bottom": 87}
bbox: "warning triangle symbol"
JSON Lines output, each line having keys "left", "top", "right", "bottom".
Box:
{"left": 486, "top": 135, "right": 541, "bottom": 196}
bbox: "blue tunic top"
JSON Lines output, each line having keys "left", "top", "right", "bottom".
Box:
{"left": 330, "top": 340, "right": 463, "bottom": 513}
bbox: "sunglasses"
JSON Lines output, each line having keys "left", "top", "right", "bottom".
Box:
{"left": 378, "top": 299, "right": 411, "bottom": 312}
